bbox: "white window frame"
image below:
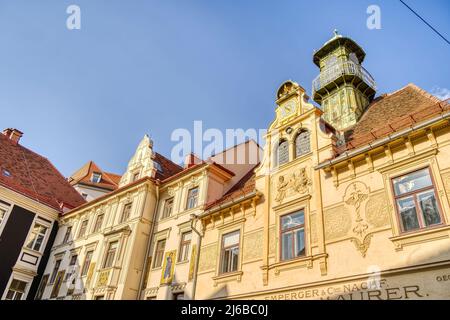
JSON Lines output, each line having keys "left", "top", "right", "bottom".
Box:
{"left": 25, "top": 219, "right": 50, "bottom": 253}
{"left": 0, "top": 202, "right": 12, "bottom": 235}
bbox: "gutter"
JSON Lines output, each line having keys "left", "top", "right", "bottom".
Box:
{"left": 199, "top": 190, "right": 259, "bottom": 219}
{"left": 315, "top": 111, "right": 450, "bottom": 170}
{"left": 189, "top": 214, "right": 203, "bottom": 300}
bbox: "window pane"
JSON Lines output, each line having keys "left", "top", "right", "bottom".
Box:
{"left": 223, "top": 231, "right": 240, "bottom": 247}
{"left": 295, "top": 131, "right": 310, "bottom": 158}
{"left": 278, "top": 141, "right": 289, "bottom": 166}
{"left": 281, "top": 233, "right": 293, "bottom": 260}
{"left": 231, "top": 247, "right": 239, "bottom": 272}
{"left": 418, "top": 190, "right": 441, "bottom": 227}
{"left": 281, "top": 211, "right": 304, "bottom": 230}
{"left": 393, "top": 168, "right": 432, "bottom": 196}
{"left": 295, "top": 229, "right": 305, "bottom": 257}
{"left": 397, "top": 197, "right": 420, "bottom": 231}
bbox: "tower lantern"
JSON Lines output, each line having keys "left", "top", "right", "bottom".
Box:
{"left": 312, "top": 30, "right": 376, "bottom": 130}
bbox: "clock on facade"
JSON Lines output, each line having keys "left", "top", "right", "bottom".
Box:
{"left": 280, "top": 99, "right": 296, "bottom": 119}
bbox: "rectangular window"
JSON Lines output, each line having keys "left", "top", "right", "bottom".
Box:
{"left": 5, "top": 279, "right": 27, "bottom": 300}
{"left": 120, "top": 203, "right": 132, "bottom": 223}
{"left": 220, "top": 231, "right": 240, "bottom": 274}
{"left": 392, "top": 168, "right": 443, "bottom": 233}
{"left": 78, "top": 220, "right": 88, "bottom": 238}
{"left": 81, "top": 250, "right": 94, "bottom": 276}
{"left": 186, "top": 187, "right": 199, "bottom": 209}
{"left": 26, "top": 223, "right": 48, "bottom": 252}
{"left": 161, "top": 198, "right": 174, "bottom": 220}
{"left": 49, "top": 259, "right": 61, "bottom": 284}
{"left": 35, "top": 275, "right": 49, "bottom": 300}
{"left": 69, "top": 254, "right": 78, "bottom": 266}
{"left": 280, "top": 211, "right": 305, "bottom": 261}
{"left": 178, "top": 232, "right": 192, "bottom": 262}
{"left": 63, "top": 226, "right": 72, "bottom": 244}
{"left": 103, "top": 241, "right": 118, "bottom": 269}
{"left": 93, "top": 214, "right": 104, "bottom": 233}
{"left": 152, "top": 239, "right": 166, "bottom": 268}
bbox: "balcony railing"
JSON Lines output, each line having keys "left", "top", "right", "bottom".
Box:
{"left": 312, "top": 61, "right": 376, "bottom": 95}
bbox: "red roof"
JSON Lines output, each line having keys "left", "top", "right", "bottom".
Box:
{"left": 153, "top": 152, "right": 184, "bottom": 180}
{"left": 204, "top": 165, "right": 257, "bottom": 210}
{"left": 340, "top": 84, "right": 449, "bottom": 153}
{"left": 68, "top": 161, "right": 121, "bottom": 191}
{"left": 0, "top": 133, "right": 86, "bottom": 211}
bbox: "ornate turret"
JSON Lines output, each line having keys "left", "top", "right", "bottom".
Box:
{"left": 312, "top": 30, "right": 376, "bottom": 130}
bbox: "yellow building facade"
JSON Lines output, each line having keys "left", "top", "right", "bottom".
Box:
{"left": 195, "top": 34, "right": 450, "bottom": 300}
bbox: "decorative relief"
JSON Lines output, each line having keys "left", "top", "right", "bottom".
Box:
{"left": 274, "top": 167, "right": 312, "bottom": 203}
{"left": 268, "top": 226, "right": 276, "bottom": 255}
{"left": 343, "top": 182, "right": 373, "bottom": 257}
{"left": 243, "top": 231, "right": 263, "bottom": 262}
{"left": 198, "top": 244, "right": 217, "bottom": 272}
{"left": 365, "top": 193, "right": 390, "bottom": 228}
{"left": 324, "top": 205, "right": 352, "bottom": 241}
{"left": 167, "top": 187, "right": 175, "bottom": 197}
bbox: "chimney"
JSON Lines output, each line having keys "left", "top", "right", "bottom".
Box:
{"left": 2, "top": 128, "right": 23, "bottom": 144}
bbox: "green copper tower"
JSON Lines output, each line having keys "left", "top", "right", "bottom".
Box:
{"left": 312, "top": 30, "right": 377, "bottom": 130}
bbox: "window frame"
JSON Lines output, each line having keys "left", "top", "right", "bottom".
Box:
{"left": 81, "top": 250, "right": 94, "bottom": 277}
{"left": 63, "top": 226, "right": 72, "bottom": 244}
{"left": 152, "top": 239, "right": 166, "bottom": 269}
{"left": 390, "top": 167, "right": 445, "bottom": 234}
{"left": 186, "top": 187, "right": 199, "bottom": 210}
{"left": 103, "top": 241, "right": 118, "bottom": 269}
{"left": 78, "top": 219, "right": 89, "bottom": 238}
{"left": 161, "top": 197, "right": 174, "bottom": 220}
{"left": 5, "top": 279, "right": 28, "bottom": 300}
{"left": 25, "top": 222, "right": 48, "bottom": 252}
{"left": 279, "top": 210, "right": 306, "bottom": 262}
{"left": 277, "top": 139, "right": 289, "bottom": 166}
{"left": 219, "top": 230, "right": 241, "bottom": 275}
{"left": 120, "top": 202, "right": 133, "bottom": 223}
{"left": 93, "top": 214, "right": 104, "bottom": 233}
{"left": 49, "top": 259, "right": 61, "bottom": 285}
{"left": 295, "top": 129, "right": 311, "bottom": 158}
{"left": 91, "top": 172, "right": 102, "bottom": 183}
{"left": 178, "top": 231, "right": 192, "bottom": 262}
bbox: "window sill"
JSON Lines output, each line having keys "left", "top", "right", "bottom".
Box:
{"left": 212, "top": 271, "right": 243, "bottom": 287}
{"left": 268, "top": 253, "right": 327, "bottom": 276}
{"left": 390, "top": 224, "right": 450, "bottom": 251}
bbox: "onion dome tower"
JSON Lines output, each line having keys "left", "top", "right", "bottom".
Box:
{"left": 312, "top": 30, "right": 377, "bottom": 130}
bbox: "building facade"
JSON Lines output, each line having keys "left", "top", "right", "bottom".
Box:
{"left": 0, "top": 128, "right": 85, "bottom": 300}
{"left": 195, "top": 33, "right": 450, "bottom": 300}
{"left": 23, "top": 31, "right": 450, "bottom": 301}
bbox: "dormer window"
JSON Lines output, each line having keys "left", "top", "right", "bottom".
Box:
{"left": 91, "top": 172, "right": 102, "bottom": 183}
{"left": 2, "top": 169, "right": 11, "bottom": 177}
{"left": 154, "top": 162, "right": 163, "bottom": 173}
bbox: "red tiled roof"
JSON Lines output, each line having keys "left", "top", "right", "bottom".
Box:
{"left": 0, "top": 133, "right": 86, "bottom": 211}
{"left": 68, "top": 161, "right": 121, "bottom": 191}
{"left": 153, "top": 152, "right": 184, "bottom": 180}
{"left": 340, "top": 84, "right": 449, "bottom": 153}
{"left": 204, "top": 165, "right": 257, "bottom": 210}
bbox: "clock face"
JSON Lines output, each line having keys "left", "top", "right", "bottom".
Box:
{"left": 280, "top": 100, "right": 296, "bottom": 118}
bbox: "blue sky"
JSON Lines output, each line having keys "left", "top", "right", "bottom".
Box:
{"left": 0, "top": 0, "right": 449, "bottom": 177}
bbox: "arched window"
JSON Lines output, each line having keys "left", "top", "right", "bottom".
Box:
{"left": 278, "top": 140, "right": 289, "bottom": 166}
{"left": 295, "top": 130, "right": 310, "bottom": 158}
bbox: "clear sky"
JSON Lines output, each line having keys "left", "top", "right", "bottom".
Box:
{"left": 0, "top": 0, "right": 449, "bottom": 177}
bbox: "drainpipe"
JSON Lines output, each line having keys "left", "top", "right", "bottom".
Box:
{"left": 137, "top": 183, "right": 160, "bottom": 300}
{"left": 190, "top": 213, "right": 203, "bottom": 300}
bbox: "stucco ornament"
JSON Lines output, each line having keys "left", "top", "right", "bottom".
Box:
{"left": 344, "top": 182, "right": 372, "bottom": 257}
{"left": 274, "top": 167, "right": 312, "bottom": 203}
